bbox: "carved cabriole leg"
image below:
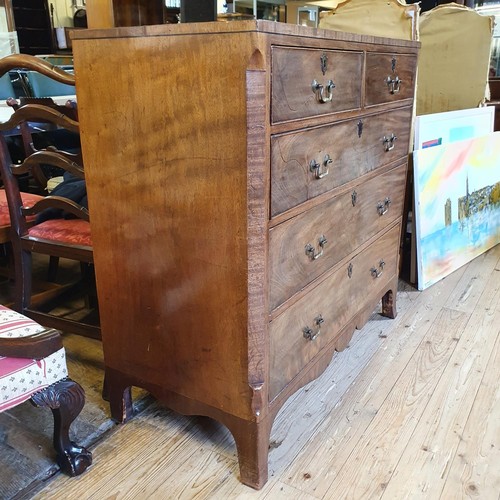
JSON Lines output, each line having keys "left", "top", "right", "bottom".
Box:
{"left": 102, "top": 367, "right": 134, "bottom": 423}
{"left": 31, "top": 377, "right": 92, "bottom": 476}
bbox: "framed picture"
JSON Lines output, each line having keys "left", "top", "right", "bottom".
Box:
{"left": 414, "top": 106, "right": 495, "bottom": 150}
{"left": 413, "top": 132, "right": 500, "bottom": 290}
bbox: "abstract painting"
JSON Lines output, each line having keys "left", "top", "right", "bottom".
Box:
{"left": 413, "top": 132, "right": 500, "bottom": 290}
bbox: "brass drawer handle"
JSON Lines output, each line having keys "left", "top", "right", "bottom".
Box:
{"left": 303, "top": 315, "right": 324, "bottom": 341}
{"left": 311, "top": 79, "right": 336, "bottom": 103}
{"left": 377, "top": 197, "right": 391, "bottom": 216}
{"left": 386, "top": 75, "right": 402, "bottom": 94}
{"left": 309, "top": 154, "right": 332, "bottom": 179}
{"left": 371, "top": 260, "right": 385, "bottom": 279}
{"left": 305, "top": 235, "right": 327, "bottom": 261}
{"left": 383, "top": 133, "right": 397, "bottom": 152}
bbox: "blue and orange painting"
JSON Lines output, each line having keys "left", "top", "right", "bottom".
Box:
{"left": 414, "top": 132, "right": 500, "bottom": 290}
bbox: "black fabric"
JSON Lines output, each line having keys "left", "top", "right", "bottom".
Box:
{"left": 35, "top": 172, "right": 87, "bottom": 224}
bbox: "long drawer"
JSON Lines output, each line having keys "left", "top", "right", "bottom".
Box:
{"left": 269, "top": 223, "right": 401, "bottom": 400}
{"left": 271, "top": 106, "right": 412, "bottom": 216}
{"left": 365, "top": 53, "right": 417, "bottom": 107}
{"left": 269, "top": 163, "right": 406, "bottom": 311}
{"left": 271, "top": 46, "right": 363, "bottom": 124}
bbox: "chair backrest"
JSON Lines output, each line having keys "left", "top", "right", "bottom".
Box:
{"left": 0, "top": 55, "right": 78, "bottom": 190}
{"left": 0, "top": 104, "right": 87, "bottom": 240}
{"left": 0, "top": 54, "right": 76, "bottom": 99}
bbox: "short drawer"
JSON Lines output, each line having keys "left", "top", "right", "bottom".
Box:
{"left": 269, "top": 164, "right": 406, "bottom": 311}
{"left": 271, "top": 106, "right": 412, "bottom": 217}
{"left": 269, "top": 223, "right": 401, "bottom": 401}
{"left": 271, "top": 46, "right": 363, "bottom": 124}
{"left": 365, "top": 53, "right": 417, "bottom": 107}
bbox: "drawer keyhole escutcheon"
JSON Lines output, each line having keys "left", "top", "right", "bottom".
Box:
{"left": 383, "top": 133, "right": 397, "bottom": 152}
{"left": 348, "top": 262, "right": 353, "bottom": 278}
{"left": 320, "top": 53, "right": 328, "bottom": 75}
{"left": 377, "top": 197, "right": 391, "bottom": 216}
{"left": 312, "top": 79, "right": 336, "bottom": 103}
{"left": 386, "top": 75, "right": 402, "bottom": 94}
{"left": 371, "top": 260, "right": 386, "bottom": 279}
{"left": 309, "top": 154, "right": 332, "bottom": 179}
{"left": 303, "top": 315, "right": 324, "bottom": 341}
{"left": 305, "top": 235, "right": 327, "bottom": 261}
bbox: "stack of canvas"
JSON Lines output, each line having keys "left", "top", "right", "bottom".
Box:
{"left": 411, "top": 4, "right": 498, "bottom": 290}
{"left": 413, "top": 108, "right": 500, "bottom": 290}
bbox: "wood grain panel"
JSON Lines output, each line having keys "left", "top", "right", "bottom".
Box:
{"left": 365, "top": 53, "right": 417, "bottom": 107}
{"left": 269, "top": 223, "right": 401, "bottom": 401}
{"left": 271, "top": 46, "right": 363, "bottom": 123}
{"left": 271, "top": 106, "right": 412, "bottom": 216}
{"left": 74, "top": 31, "right": 261, "bottom": 420}
{"left": 269, "top": 164, "right": 407, "bottom": 311}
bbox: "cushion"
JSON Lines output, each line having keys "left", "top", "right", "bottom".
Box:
{"left": 0, "top": 189, "right": 43, "bottom": 226}
{"left": 28, "top": 218, "right": 92, "bottom": 247}
{"left": 0, "top": 305, "right": 68, "bottom": 413}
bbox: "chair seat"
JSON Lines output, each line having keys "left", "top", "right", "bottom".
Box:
{"left": 28, "top": 218, "right": 92, "bottom": 247}
{"left": 0, "top": 305, "right": 67, "bottom": 412}
{"left": 0, "top": 189, "right": 43, "bottom": 226}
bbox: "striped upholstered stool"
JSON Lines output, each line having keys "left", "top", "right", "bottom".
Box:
{"left": 0, "top": 305, "right": 92, "bottom": 475}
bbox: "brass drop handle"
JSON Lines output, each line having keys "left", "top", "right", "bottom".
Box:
{"left": 386, "top": 75, "right": 402, "bottom": 94}
{"left": 311, "top": 79, "right": 336, "bottom": 103}
{"left": 377, "top": 197, "right": 392, "bottom": 216}
{"left": 305, "top": 235, "right": 327, "bottom": 261}
{"left": 303, "top": 315, "right": 324, "bottom": 341}
{"left": 309, "top": 154, "right": 332, "bottom": 179}
{"left": 383, "top": 133, "right": 397, "bottom": 152}
{"left": 371, "top": 260, "right": 385, "bottom": 279}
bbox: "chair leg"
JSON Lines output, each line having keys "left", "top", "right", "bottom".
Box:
{"left": 12, "top": 245, "right": 33, "bottom": 314}
{"left": 47, "top": 256, "right": 60, "bottom": 282}
{"left": 31, "top": 378, "right": 92, "bottom": 476}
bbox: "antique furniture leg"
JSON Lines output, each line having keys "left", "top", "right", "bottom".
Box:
{"left": 381, "top": 278, "right": 398, "bottom": 319}
{"left": 225, "top": 415, "right": 272, "bottom": 489}
{"left": 102, "top": 368, "right": 134, "bottom": 423}
{"left": 31, "top": 378, "right": 92, "bottom": 476}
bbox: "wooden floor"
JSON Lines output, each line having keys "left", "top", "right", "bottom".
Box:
{"left": 33, "top": 244, "right": 500, "bottom": 500}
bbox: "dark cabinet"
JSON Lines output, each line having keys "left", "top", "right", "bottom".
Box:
{"left": 12, "top": 0, "right": 53, "bottom": 55}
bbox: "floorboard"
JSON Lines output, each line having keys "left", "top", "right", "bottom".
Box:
{"left": 28, "top": 245, "right": 500, "bottom": 500}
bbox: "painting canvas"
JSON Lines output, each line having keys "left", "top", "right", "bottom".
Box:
{"left": 413, "top": 132, "right": 500, "bottom": 290}
{"left": 414, "top": 106, "right": 495, "bottom": 150}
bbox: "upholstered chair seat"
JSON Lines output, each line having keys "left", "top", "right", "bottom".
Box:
{"left": 0, "top": 304, "right": 92, "bottom": 476}
{"left": 28, "top": 218, "right": 92, "bottom": 247}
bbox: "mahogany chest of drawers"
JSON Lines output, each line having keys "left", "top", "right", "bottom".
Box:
{"left": 72, "top": 21, "right": 419, "bottom": 489}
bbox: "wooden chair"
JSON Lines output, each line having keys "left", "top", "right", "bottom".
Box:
{"left": 0, "top": 103, "right": 100, "bottom": 340}
{"left": 0, "top": 304, "right": 92, "bottom": 475}
{"left": 0, "top": 54, "right": 78, "bottom": 274}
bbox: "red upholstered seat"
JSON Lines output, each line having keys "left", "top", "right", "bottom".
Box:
{"left": 0, "top": 189, "right": 42, "bottom": 226}
{"left": 28, "top": 218, "right": 92, "bottom": 247}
